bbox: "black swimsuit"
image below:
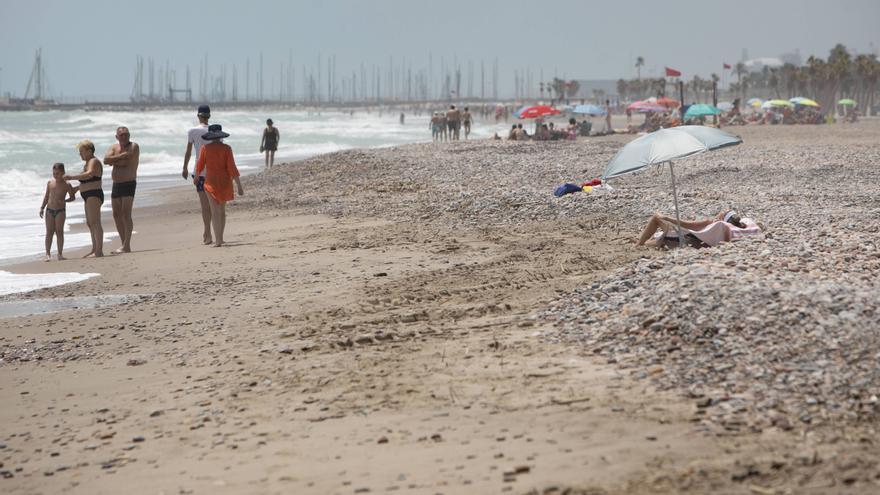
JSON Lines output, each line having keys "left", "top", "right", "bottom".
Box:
{"left": 81, "top": 189, "right": 104, "bottom": 203}
{"left": 111, "top": 180, "right": 137, "bottom": 199}
{"left": 80, "top": 176, "right": 104, "bottom": 203}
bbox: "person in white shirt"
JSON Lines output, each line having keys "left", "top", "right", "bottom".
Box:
{"left": 181, "top": 105, "right": 213, "bottom": 244}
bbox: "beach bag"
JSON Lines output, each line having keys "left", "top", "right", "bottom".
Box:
{"left": 554, "top": 183, "right": 582, "bottom": 197}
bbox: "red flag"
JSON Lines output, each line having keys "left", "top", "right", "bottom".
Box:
{"left": 665, "top": 67, "right": 681, "bottom": 77}
{"left": 723, "top": 63, "right": 732, "bottom": 69}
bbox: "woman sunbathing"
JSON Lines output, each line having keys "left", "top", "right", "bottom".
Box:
{"left": 637, "top": 210, "right": 760, "bottom": 248}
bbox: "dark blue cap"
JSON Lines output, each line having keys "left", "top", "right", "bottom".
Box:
{"left": 197, "top": 105, "right": 210, "bottom": 116}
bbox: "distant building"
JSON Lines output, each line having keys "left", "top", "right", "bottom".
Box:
{"left": 743, "top": 57, "right": 784, "bottom": 71}
{"left": 779, "top": 50, "right": 802, "bottom": 66}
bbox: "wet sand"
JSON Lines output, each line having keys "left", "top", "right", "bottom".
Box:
{"left": 1, "top": 119, "right": 879, "bottom": 494}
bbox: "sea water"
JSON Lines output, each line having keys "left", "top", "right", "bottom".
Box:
{"left": 0, "top": 108, "right": 508, "bottom": 294}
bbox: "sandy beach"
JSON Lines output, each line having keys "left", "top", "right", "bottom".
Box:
{"left": 2, "top": 119, "right": 879, "bottom": 494}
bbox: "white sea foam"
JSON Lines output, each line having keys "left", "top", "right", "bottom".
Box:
{"left": 0, "top": 108, "right": 511, "bottom": 275}
{"left": 0, "top": 271, "right": 99, "bottom": 296}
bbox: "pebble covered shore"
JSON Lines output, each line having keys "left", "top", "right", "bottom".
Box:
{"left": 246, "top": 121, "right": 880, "bottom": 437}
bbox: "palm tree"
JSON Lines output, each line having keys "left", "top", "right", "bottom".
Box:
{"left": 710, "top": 73, "right": 720, "bottom": 102}
{"left": 781, "top": 63, "right": 798, "bottom": 98}
{"left": 566, "top": 80, "right": 581, "bottom": 98}
{"left": 863, "top": 54, "right": 880, "bottom": 115}
{"left": 652, "top": 77, "right": 666, "bottom": 98}
{"left": 734, "top": 62, "right": 747, "bottom": 100}
{"left": 635, "top": 56, "right": 645, "bottom": 81}
{"left": 806, "top": 55, "right": 828, "bottom": 102}
{"left": 740, "top": 74, "right": 751, "bottom": 102}
{"left": 853, "top": 54, "right": 872, "bottom": 106}
{"left": 769, "top": 68, "right": 781, "bottom": 99}
{"left": 551, "top": 78, "right": 566, "bottom": 101}
{"left": 690, "top": 75, "right": 703, "bottom": 102}
{"left": 826, "top": 44, "right": 852, "bottom": 112}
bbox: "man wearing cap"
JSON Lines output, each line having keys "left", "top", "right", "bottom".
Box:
{"left": 182, "top": 105, "right": 213, "bottom": 244}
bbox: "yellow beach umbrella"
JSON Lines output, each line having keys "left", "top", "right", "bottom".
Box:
{"left": 795, "top": 98, "right": 820, "bottom": 107}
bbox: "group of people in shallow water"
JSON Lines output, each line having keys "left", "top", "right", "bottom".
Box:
{"left": 38, "top": 104, "right": 285, "bottom": 261}
{"left": 430, "top": 105, "right": 472, "bottom": 142}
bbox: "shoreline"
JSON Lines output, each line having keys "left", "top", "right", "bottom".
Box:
{"left": 1, "top": 124, "right": 879, "bottom": 493}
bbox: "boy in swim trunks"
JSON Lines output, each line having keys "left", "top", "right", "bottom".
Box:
{"left": 39, "top": 163, "right": 77, "bottom": 261}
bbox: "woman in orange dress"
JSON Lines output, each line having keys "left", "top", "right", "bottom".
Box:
{"left": 196, "top": 124, "right": 244, "bottom": 247}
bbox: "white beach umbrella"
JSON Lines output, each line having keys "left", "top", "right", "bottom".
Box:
{"left": 601, "top": 126, "right": 743, "bottom": 245}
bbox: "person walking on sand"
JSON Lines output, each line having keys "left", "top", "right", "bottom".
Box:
{"left": 462, "top": 107, "right": 472, "bottom": 139}
{"left": 64, "top": 140, "right": 105, "bottom": 258}
{"left": 260, "top": 118, "right": 279, "bottom": 169}
{"left": 196, "top": 124, "right": 244, "bottom": 247}
{"left": 182, "top": 105, "right": 213, "bottom": 244}
{"left": 603, "top": 99, "right": 613, "bottom": 134}
{"left": 104, "top": 126, "right": 140, "bottom": 253}
{"left": 39, "top": 163, "right": 77, "bottom": 261}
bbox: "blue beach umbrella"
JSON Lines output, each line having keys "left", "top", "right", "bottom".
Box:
{"left": 601, "top": 126, "right": 743, "bottom": 245}
{"left": 683, "top": 103, "right": 721, "bottom": 119}
{"left": 573, "top": 104, "right": 606, "bottom": 116}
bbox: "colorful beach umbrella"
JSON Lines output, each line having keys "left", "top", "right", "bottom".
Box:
{"left": 518, "top": 105, "right": 561, "bottom": 119}
{"left": 627, "top": 100, "right": 666, "bottom": 113}
{"left": 747, "top": 98, "right": 763, "bottom": 108}
{"left": 573, "top": 104, "right": 605, "bottom": 116}
{"left": 838, "top": 98, "right": 857, "bottom": 106}
{"left": 601, "top": 126, "right": 743, "bottom": 245}
{"left": 656, "top": 97, "right": 680, "bottom": 108}
{"left": 512, "top": 105, "right": 529, "bottom": 118}
{"left": 761, "top": 99, "right": 794, "bottom": 109}
{"left": 684, "top": 104, "right": 721, "bottom": 119}
{"left": 636, "top": 104, "right": 667, "bottom": 113}
{"left": 790, "top": 97, "right": 820, "bottom": 107}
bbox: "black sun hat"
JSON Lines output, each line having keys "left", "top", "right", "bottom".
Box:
{"left": 202, "top": 124, "right": 229, "bottom": 140}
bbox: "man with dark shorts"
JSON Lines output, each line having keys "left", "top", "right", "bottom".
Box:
{"left": 446, "top": 105, "right": 462, "bottom": 140}
{"left": 182, "top": 105, "right": 212, "bottom": 244}
{"left": 104, "top": 126, "right": 140, "bottom": 253}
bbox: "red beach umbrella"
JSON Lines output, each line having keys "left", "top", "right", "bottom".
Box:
{"left": 518, "top": 105, "right": 561, "bottom": 119}
{"left": 656, "top": 97, "right": 680, "bottom": 108}
{"left": 627, "top": 100, "right": 667, "bottom": 113}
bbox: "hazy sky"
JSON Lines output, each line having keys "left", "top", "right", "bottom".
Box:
{"left": 1, "top": 0, "right": 878, "bottom": 99}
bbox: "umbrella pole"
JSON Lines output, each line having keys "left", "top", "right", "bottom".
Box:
{"left": 668, "top": 161, "right": 685, "bottom": 247}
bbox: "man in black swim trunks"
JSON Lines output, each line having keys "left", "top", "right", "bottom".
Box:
{"left": 104, "top": 126, "right": 140, "bottom": 253}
